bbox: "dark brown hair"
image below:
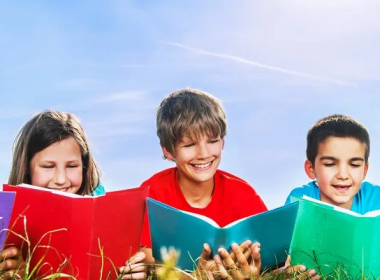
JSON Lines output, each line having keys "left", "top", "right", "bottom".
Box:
{"left": 307, "top": 114, "right": 370, "bottom": 165}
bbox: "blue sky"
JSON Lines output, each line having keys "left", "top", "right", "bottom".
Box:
{"left": 1, "top": 0, "right": 380, "bottom": 209}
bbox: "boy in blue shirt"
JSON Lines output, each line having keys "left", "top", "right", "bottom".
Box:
{"left": 285, "top": 114, "right": 380, "bottom": 214}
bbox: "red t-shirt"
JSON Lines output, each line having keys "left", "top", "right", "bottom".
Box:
{"left": 140, "top": 168, "right": 268, "bottom": 248}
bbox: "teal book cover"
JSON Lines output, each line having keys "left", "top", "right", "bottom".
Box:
{"left": 290, "top": 197, "right": 380, "bottom": 278}
{"left": 147, "top": 198, "right": 299, "bottom": 270}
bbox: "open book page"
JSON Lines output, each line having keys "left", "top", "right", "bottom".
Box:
{"left": 18, "top": 183, "right": 53, "bottom": 192}
{"left": 301, "top": 195, "right": 379, "bottom": 217}
{"left": 181, "top": 210, "right": 220, "bottom": 227}
{"left": 148, "top": 199, "right": 220, "bottom": 227}
{"left": 18, "top": 183, "right": 91, "bottom": 198}
{"left": 363, "top": 209, "right": 380, "bottom": 217}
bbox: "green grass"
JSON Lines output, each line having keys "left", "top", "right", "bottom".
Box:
{"left": 2, "top": 215, "right": 380, "bottom": 280}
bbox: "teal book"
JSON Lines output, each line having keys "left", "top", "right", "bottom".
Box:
{"left": 290, "top": 196, "right": 380, "bottom": 278}
{"left": 147, "top": 198, "right": 299, "bottom": 270}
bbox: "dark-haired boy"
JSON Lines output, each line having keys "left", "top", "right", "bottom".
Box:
{"left": 285, "top": 114, "right": 380, "bottom": 214}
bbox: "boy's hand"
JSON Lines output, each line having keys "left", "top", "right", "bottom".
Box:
{"left": 0, "top": 247, "right": 25, "bottom": 279}
{"left": 119, "top": 251, "right": 147, "bottom": 279}
{"left": 214, "top": 242, "right": 261, "bottom": 279}
{"left": 274, "top": 255, "right": 320, "bottom": 280}
{"left": 195, "top": 241, "right": 257, "bottom": 279}
{"left": 194, "top": 243, "right": 218, "bottom": 278}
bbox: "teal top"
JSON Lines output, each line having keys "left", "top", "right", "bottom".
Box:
{"left": 91, "top": 183, "right": 106, "bottom": 196}
{"left": 285, "top": 181, "right": 380, "bottom": 215}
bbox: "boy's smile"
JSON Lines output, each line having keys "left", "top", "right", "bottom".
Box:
{"left": 163, "top": 134, "right": 224, "bottom": 190}
{"left": 191, "top": 160, "right": 214, "bottom": 171}
{"left": 305, "top": 136, "right": 368, "bottom": 210}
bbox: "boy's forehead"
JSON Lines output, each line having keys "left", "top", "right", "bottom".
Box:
{"left": 317, "top": 136, "right": 366, "bottom": 158}
{"left": 179, "top": 132, "right": 221, "bottom": 142}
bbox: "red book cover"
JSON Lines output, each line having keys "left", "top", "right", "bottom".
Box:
{"left": 3, "top": 184, "right": 149, "bottom": 280}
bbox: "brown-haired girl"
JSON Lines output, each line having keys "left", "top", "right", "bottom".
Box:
{"left": 3, "top": 110, "right": 147, "bottom": 279}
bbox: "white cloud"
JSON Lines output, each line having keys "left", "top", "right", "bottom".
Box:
{"left": 93, "top": 91, "right": 149, "bottom": 103}
{"left": 164, "top": 42, "right": 354, "bottom": 86}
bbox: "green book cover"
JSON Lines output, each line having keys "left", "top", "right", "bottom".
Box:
{"left": 290, "top": 197, "right": 380, "bottom": 278}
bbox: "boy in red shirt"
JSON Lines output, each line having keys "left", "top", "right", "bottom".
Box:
{"left": 140, "top": 88, "right": 267, "bottom": 277}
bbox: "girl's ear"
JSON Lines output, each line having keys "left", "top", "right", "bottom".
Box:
{"left": 161, "top": 147, "right": 175, "bottom": 161}
{"left": 221, "top": 138, "right": 225, "bottom": 150}
{"left": 304, "top": 160, "right": 316, "bottom": 180}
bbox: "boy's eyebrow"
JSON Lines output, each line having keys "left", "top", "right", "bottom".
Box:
{"left": 319, "top": 156, "right": 365, "bottom": 161}
{"left": 319, "top": 156, "right": 337, "bottom": 161}
{"left": 349, "top": 157, "right": 365, "bottom": 161}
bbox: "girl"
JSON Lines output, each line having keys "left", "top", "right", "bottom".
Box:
{"left": 5, "top": 110, "right": 147, "bottom": 279}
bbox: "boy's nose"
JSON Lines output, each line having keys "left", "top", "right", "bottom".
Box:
{"left": 336, "top": 166, "right": 349, "bottom": 180}
{"left": 197, "top": 143, "right": 210, "bottom": 159}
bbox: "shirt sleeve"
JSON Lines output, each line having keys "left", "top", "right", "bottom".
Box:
{"left": 284, "top": 187, "right": 306, "bottom": 205}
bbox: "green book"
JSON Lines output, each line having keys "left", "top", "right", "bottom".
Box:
{"left": 290, "top": 196, "right": 380, "bottom": 278}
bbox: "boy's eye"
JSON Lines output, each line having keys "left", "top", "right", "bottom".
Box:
{"left": 324, "top": 163, "right": 335, "bottom": 167}
{"left": 350, "top": 163, "right": 361, "bottom": 168}
{"left": 182, "top": 143, "right": 195, "bottom": 148}
{"left": 209, "top": 139, "right": 220, "bottom": 144}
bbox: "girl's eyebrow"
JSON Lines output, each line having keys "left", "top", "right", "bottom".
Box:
{"left": 39, "top": 159, "right": 81, "bottom": 163}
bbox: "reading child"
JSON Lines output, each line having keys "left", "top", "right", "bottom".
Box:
{"left": 6, "top": 110, "right": 146, "bottom": 279}
{"left": 139, "top": 89, "right": 268, "bottom": 276}
{"left": 285, "top": 114, "right": 380, "bottom": 214}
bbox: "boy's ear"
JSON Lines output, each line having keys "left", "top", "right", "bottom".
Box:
{"left": 304, "top": 160, "right": 316, "bottom": 180}
{"left": 363, "top": 162, "right": 369, "bottom": 178}
{"left": 222, "top": 138, "right": 225, "bottom": 149}
{"left": 162, "top": 147, "right": 175, "bottom": 161}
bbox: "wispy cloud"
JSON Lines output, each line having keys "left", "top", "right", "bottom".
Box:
{"left": 164, "top": 41, "right": 355, "bottom": 87}
{"left": 120, "top": 64, "right": 180, "bottom": 68}
{"left": 93, "top": 91, "right": 149, "bottom": 103}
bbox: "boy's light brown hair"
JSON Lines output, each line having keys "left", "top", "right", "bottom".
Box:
{"left": 8, "top": 110, "right": 101, "bottom": 195}
{"left": 156, "top": 88, "right": 227, "bottom": 154}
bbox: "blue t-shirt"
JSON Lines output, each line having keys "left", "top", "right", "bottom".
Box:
{"left": 285, "top": 181, "right": 380, "bottom": 215}
{"left": 91, "top": 183, "right": 106, "bottom": 196}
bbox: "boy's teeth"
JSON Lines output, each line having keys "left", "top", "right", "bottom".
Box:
{"left": 194, "top": 162, "right": 211, "bottom": 168}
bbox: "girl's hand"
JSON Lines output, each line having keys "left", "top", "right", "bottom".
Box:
{"left": 119, "top": 251, "right": 147, "bottom": 279}
{"left": 0, "top": 247, "right": 26, "bottom": 279}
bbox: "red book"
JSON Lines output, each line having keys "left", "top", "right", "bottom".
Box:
{"left": 3, "top": 184, "right": 149, "bottom": 280}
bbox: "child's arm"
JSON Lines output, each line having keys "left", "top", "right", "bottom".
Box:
{"left": 119, "top": 251, "right": 147, "bottom": 279}
{"left": 0, "top": 247, "right": 25, "bottom": 278}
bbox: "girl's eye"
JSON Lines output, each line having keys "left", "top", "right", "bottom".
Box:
{"left": 67, "top": 165, "right": 79, "bottom": 168}
{"left": 42, "top": 165, "right": 54, "bottom": 169}
{"left": 209, "top": 140, "right": 220, "bottom": 144}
